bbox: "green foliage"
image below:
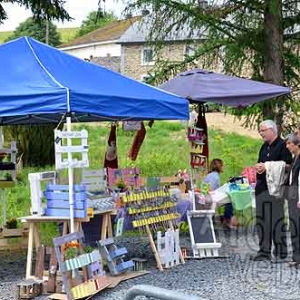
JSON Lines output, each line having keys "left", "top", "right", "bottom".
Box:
{"left": 5, "top": 218, "right": 18, "bottom": 229}
{"left": 2, "top": 121, "right": 261, "bottom": 243}
{"left": 65, "top": 247, "right": 79, "bottom": 259}
{"left": 75, "top": 11, "right": 117, "bottom": 38}
{"left": 4, "top": 17, "right": 61, "bottom": 46}
{"left": 4, "top": 125, "right": 56, "bottom": 167}
{"left": 209, "top": 129, "right": 261, "bottom": 182}
{"left": 126, "top": 0, "right": 300, "bottom": 129}
{"left": 178, "top": 221, "right": 189, "bottom": 235}
{"left": 0, "top": 0, "right": 71, "bottom": 24}
{"left": 0, "top": 31, "right": 12, "bottom": 43}
{"left": 58, "top": 27, "right": 78, "bottom": 43}
{"left": 83, "top": 245, "right": 94, "bottom": 253}
{"left": 0, "top": 27, "right": 79, "bottom": 44}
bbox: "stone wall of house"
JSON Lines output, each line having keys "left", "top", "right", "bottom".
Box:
{"left": 122, "top": 42, "right": 254, "bottom": 81}
{"left": 122, "top": 42, "right": 186, "bottom": 81}
{"left": 121, "top": 42, "right": 230, "bottom": 81}
{"left": 92, "top": 56, "right": 120, "bottom": 72}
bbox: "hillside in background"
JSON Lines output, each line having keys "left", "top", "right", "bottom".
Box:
{"left": 0, "top": 27, "right": 78, "bottom": 44}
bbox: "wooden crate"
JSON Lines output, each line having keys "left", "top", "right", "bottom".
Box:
{"left": 45, "top": 184, "right": 87, "bottom": 218}
{"left": 2, "top": 228, "right": 23, "bottom": 237}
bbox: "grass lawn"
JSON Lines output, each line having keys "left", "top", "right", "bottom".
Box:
{"left": 0, "top": 27, "right": 78, "bottom": 44}
{"left": 1, "top": 121, "right": 261, "bottom": 243}
{"left": 0, "top": 31, "right": 11, "bottom": 43}
{"left": 58, "top": 27, "right": 78, "bottom": 43}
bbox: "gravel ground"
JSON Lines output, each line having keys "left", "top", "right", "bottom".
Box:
{"left": 1, "top": 229, "right": 300, "bottom": 300}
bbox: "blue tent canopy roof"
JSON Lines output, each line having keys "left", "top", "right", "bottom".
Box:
{"left": 0, "top": 37, "right": 189, "bottom": 125}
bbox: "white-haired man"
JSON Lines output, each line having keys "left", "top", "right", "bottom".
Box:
{"left": 251, "top": 120, "right": 292, "bottom": 262}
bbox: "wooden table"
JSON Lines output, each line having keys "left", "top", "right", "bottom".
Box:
{"left": 21, "top": 210, "right": 115, "bottom": 279}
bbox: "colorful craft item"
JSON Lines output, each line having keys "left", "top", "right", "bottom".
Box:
{"left": 107, "top": 167, "right": 140, "bottom": 190}
{"left": 190, "top": 154, "right": 207, "bottom": 170}
{"left": 187, "top": 126, "right": 203, "bottom": 142}
{"left": 242, "top": 167, "right": 257, "bottom": 184}
{"left": 190, "top": 142, "right": 204, "bottom": 154}
{"left": 123, "top": 188, "right": 180, "bottom": 229}
{"left": 104, "top": 124, "right": 118, "bottom": 169}
{"left": 128, "top": 122, "right": 146, "bottom": 161}
{"left": 175, "top": 169, "right": 190, "bottom": 181}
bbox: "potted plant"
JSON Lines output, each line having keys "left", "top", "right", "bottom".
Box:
{"left": 64, "top": 243, "right": 79, "bottom": 271}
{"left": 2, "top": 218, "right": 22, "bottom": 238}
{"left": 6, "top": 218, "right": 17, "bottom": 229}
{"left": 115, "top": 178, "right": 127, "bottom": 192}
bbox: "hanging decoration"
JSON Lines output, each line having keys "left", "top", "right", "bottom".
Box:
{"left": 104, "top": 124, "right": 118, "bottom": 169}
{"left": 187, "top": 104, "right": 208, "bottom": 173}
{"left": 128, "top": 122, "right": 146, "bottom": 161}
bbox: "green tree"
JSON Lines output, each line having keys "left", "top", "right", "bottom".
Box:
{"left": 0, "top": 0, "right": 71, "bottom": 167}
{"left": 0, "top": 0, "right": 70, "bottom": 24}
{"left": 75, "top": 11, "right": 117, "bottom": 38}
{"left": 3, "top": 125, "right": 56, "bottom": 168}
{"left": 5, "top": 17, "right": 61, "bottom": 46}
{"left": 126, "top": 0, "right": 300, "bottom": 131}
{"left": 3, "top": 18, "right": 62, "bottom": 167}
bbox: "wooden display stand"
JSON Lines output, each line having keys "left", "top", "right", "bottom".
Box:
{"left": 52, "top": 231, "right": 110, "bottom": 300}
{"left": 187, "top": 209, "right": 221, "bottom": 258}
{"left": 21, "top": 212, "right": 114, "bottom": 280}
{"left": 122, "top": 189, "right": 185, "bottom": 271}
{"left": 21, "top": 216, "right": 87, "bottom": 279}
{"left": 0, "top": 139, "right": 17, "bottom": 228}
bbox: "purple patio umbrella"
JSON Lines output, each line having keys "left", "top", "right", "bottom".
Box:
{"left": 159, "top": 69, "right": 291, "bottom": 107}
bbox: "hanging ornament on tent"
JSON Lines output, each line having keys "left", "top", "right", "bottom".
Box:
{"left": 188, "top": 108, "right": 198, "bottom": 127}
{"left": 128, "top": 122, "right": 146, "bottom": 161}
{"left": 104, "top": 123, "right": 118, "bottom": 169}
{"left": 196, "top": 103, "right": 209, "bottom": 161}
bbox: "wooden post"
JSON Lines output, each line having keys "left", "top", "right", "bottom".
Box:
{"left": 35, "top": 245, "right": 45, "bottom": 279}
{"left": 26, "top": 223, "right": 34, "bottom": 279}
{"left": 33, "top": 223, "right": 41, "bottom": 252}
{"left": 107, "top": 213, "right": 113, "bottom": 237}
{"left": 101, "top": 213, "right": 109, "bottom": 240}
{"left": 145, "top": 225, "right": 163, "bottom": 271}
{"left": 47, "top": 247, "right": 57, "bottom": 293}
{"left": 168, "top": 220, "right": 185, "bottom": 264}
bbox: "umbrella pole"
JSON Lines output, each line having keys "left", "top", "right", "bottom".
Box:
{"left": 66, "top": 116, "right": 75, "bottom": 233}
{"left": 185, "top": 122, "right": 196, "bottom": 211}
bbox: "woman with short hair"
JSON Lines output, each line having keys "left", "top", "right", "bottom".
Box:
{"left": 285, "top": 133, "right": 300, "bottom": 267}
{"left": 204, "top": 158, "right": 238, "bottom": 230}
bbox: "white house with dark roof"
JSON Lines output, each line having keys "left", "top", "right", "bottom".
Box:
{"left": 59, "top": 16, "right": 140, "bottom": 72}
{"left": 118, "top": 17, "right": 210, "bottom": 80}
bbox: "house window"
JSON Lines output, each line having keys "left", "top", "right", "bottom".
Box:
{"left": 141, "top": 48, "right": 155, "bottom": 65}
{"left": 184, "top": 45, "right": 196, "bottom": 57}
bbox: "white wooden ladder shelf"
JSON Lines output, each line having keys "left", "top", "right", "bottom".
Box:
{"left": 54, "top": 129, "right": 89, "bottom": 169}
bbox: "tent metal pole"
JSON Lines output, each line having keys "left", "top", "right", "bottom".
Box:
{"left": 66, "top": 116, "right": 75, "bottom": 233}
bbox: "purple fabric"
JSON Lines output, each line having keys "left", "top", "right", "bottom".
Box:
{"left": 159, "top": 69, "right": 291, "bottom": 107}
{"left": 176, "top": 200, "right": 192, "bottom": 222}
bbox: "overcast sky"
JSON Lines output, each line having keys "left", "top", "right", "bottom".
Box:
{"left": 0, "top": 0, "right": 126, "bottom": 31}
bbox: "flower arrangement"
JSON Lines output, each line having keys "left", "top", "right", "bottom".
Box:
{"left": 64, "top": 242, "right": 80, "bottom": 260}
{"left": 194, "top": 183, "right": 211, "bottom": 205}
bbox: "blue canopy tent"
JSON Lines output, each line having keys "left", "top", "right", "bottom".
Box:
{"left": 0, "top": 37, "right": 189, "bottom": 231}
{"left": 0, "top": 36, "right": 188, "bottom": 124}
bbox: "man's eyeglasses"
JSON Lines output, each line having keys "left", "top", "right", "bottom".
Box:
{"left": 259, "top": 128, "right": 271, "bottom": 133}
